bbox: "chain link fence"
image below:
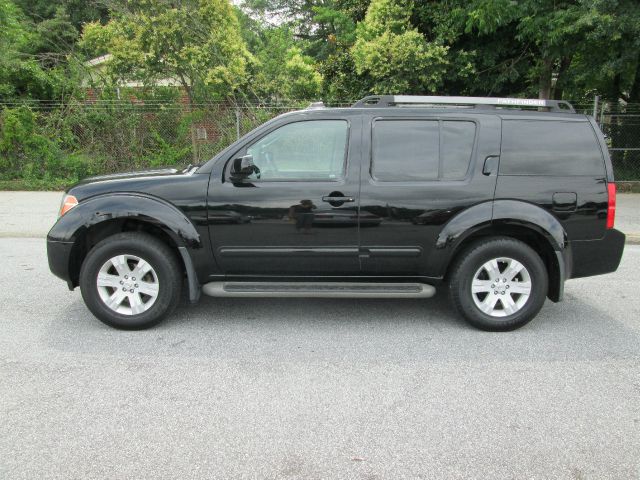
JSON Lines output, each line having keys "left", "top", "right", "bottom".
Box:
{"left": 574, "top": 101, "right": 640, "bottom": 182}
{"left": 1, "top": 97, "right": 639, "bottom": 183}
{"left": 1, "top": 99, "right": 304, "bottom": 168}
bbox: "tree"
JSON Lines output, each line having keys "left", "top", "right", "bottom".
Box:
{"left": 81, "top": 0, "right": 253, "bottom": 105}
{"left": 32, "top": 7, "right": 78, "bottom": 68}
{"left": 351, "top": 0, "right": 449, "bottom": 94}
{"left": 249, "top": 26, "right": 322, "bottom": 100}
{"left": 0, "top": 0, "right": 61, "bottom": 101}
{"left": 436, "top": 0, "right": 640, "bottom": 101}
{"left": 412, "top": 1, "right": 525, "bottom": 97}
{"left": 282, "top": 46, "right": 323, "bottom": 99}
{"left": 13, "top": 0, "right": 109, "bottom": 31}
{"left": 558, "top": 0, "right": 640, "bottom": 102}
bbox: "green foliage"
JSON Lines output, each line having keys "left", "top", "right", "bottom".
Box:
{"left": 0, "top": 0, "right": 55, "bottom": 100}
{"left": 321, "top": 48, "right": 371, "bottom": 102}
{"left": 248, "top": 27, "right": 322, "bottom": 101}
{"left": 0, "top": 88, "right": 294, "bottom": 187}
{"left": 352, "top": 0, "right": 449, "bottom": 94}
{"left": 13, "top": 0, "right": 109, "bottom": 30}
{"left": 0, "top": 0, "right": 26, "bottom": 48}
{"left": 0, "top": 0, "right": 97, "bottom": 102}
{"left": 249, "top": 26, "right": 322, "bottom": 100}
{"left": 0, "top": 106, "right": 64, "bottom": 180}
{"left": 143, "top": 131, "right": 192, "bottom": 168}
{"left": 0, "top": 105, "right": 106, "bottom": 183}
{"left": 81, "top": 0, "right": 253, "bottom": 103}
{"left": 0, "top": 90, "right": 199, "bottom": 185}
{"left": 33, "top": 7, "right": 78, "bottom": 68}
{"left": 282, "top": 47, "right": 323, "bottom": 99}
{"left": 2, "top": 0, "right": 640, "bottom": 187}
{"left": 312, "top": 5, "right": 358, "bottom": 46}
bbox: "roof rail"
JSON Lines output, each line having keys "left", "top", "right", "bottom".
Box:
{"left": 352, "top": 95, "right": 575, "bottom": 113}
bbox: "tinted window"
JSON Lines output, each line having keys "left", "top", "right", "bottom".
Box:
{"left": 372, "top": 120, "right": 475, "bottom": 181}
{"left": 442, "top": 121, "right": 476, "bottom": 179}
{"left": 245, "top": 120, "right": 348, "bottom": 181}
{"left": 500, "top": 120, "right": 604, "bottom": 176}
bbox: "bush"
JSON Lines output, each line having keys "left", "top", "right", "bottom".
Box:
{"left": 0, "top": 95, "right": 298, "bottom": 189}
{"left": 0, "top": 106, "right": 61, "bottom": 180}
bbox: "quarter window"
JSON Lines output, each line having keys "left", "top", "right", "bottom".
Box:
{"left": 500, "top": 120, "right": 605, "bottom": 176}
{"left": 243, "top": 120, "right": 348, "bottom": 181}
{"left": 372, "top": 120, "right": 475, "bottom": 182}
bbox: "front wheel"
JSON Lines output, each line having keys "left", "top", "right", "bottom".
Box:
{"left": 448, "top": 237, "right": 548, "bottom": 331}
{"left": 79, "top": 232, "right": 182, "bottom": 329}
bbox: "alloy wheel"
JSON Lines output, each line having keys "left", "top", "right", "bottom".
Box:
{"left": 96, "top": 254, "right": 159, "bottom": 315}
{"left": 471, "top": 257, "right": 532, "bottom": 317}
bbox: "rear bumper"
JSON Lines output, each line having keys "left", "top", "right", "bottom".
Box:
{"left": 569, "top": 228, "right": 626, "bottom": 279}
{"left": 47, "top": 238, "right": 75, "bottom": 289}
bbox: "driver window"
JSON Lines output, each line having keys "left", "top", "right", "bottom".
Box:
{"left": 245, "top": 120, "right": 348, "bottom": 181}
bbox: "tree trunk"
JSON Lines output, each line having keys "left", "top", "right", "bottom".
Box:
{"left": 628, "top": 53, "right": 640, "bottom": 104}
{"left": 553, "top": 56, "right": 572, "bottom": 100}
{"left": 538, "top": 58, "right": 554, "bottom": 100}
{"left": 609, "top": 73, "right": 622, "bottom": 103}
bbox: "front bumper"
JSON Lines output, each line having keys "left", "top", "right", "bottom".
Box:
{"left": 569, "top": 228, "right": 626, "bottom": 279}
{"left": 47, "top": 238, "right": 75, "bottom": 289}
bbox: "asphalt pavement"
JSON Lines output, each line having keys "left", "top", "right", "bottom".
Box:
{"left": 1, "top": 192, "right": 639, "bottom": 479}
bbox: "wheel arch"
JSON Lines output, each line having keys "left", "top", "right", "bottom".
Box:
{"left": 49, "top": 193, "right": 201, "bottom": 295}
{"left": 431, "top": 200, "right": 569, "bottom": 302}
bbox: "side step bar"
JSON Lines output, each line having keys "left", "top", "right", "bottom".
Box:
{"left": 202, "top": 282, "right": 436, "bottom": 299}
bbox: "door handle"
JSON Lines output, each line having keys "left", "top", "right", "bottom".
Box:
{"left": 322, "top": 195, "right": 355, "bottom": 203}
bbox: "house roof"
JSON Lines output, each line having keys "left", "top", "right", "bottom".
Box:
{"left": 85, "top": 54, "right": 113, "bottom": 68}
{"left": 83, "top": 54, "right": 184, "bottom": 87}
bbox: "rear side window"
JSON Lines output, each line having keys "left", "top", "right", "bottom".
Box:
{"left": 500, "top": 120, "right": 604, "bottom": 176}
{"left": 372, "top": 120, "right": 475, "bottom": 182}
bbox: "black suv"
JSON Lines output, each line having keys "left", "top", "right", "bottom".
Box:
{"left": 47, "top": 95, "right": 625, "bottom": 331}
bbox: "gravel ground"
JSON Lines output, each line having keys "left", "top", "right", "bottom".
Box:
{"left": 1, "top": 236, "right": 639, "bottom": 479}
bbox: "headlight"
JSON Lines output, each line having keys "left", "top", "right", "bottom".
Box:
{"left": 58, "top": 194, "right": 78, "bottom": 217}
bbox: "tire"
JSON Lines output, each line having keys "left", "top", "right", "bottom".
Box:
{"left": 448, "top": 237, "right": 548, "bottom": 331}
{"left": 79, "top": 232, "right": 182, "bottom": 329}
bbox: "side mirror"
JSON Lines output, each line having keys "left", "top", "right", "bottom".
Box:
{"left": 230, "top": 154, "right": 260, "bottom": 180}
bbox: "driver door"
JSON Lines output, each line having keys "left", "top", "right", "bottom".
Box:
{"left": 207, "top": 113, "right": 362, "bottom": 276}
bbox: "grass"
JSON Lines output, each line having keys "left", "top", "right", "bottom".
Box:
{"left": 617, "top": 181, "right": 640, "bottom": 193}
{"left": 0, "top": 178, "right": 71, "bottom": 191}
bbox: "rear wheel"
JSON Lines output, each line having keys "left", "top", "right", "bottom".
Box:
{"left": 448, "top": 237, "right": 548, "bottom": 331}
{"left": 79, "top": 232, "right": 182, "bottom": 329}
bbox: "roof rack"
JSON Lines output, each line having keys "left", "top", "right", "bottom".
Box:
{"left": 352, "top": 95, "right": 575, "bottom": 113}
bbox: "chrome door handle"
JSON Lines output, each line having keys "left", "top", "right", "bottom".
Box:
{"left": 322, "top": 195, "right": 355, "bottom": 203}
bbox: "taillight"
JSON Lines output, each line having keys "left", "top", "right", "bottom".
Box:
{"left": 606, "top": 183, "right": 616, "bottom": 229}
{"left": 59, "top": 194, "right": 78, "bottom": 217}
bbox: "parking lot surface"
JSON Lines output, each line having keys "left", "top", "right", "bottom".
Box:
{"left": 1, "top": 192, "right": 640, "bottom": 479}
{"left": 1, "top": 236, "right": 639, "bottom": 479}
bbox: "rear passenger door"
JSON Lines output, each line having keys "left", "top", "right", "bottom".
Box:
{"left": 359, "top": 112, "right": 502, "bottom": 276}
